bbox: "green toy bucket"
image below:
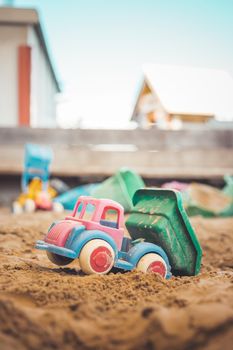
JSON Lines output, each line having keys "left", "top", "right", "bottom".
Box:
{"left": 92, "top": 168, "right": 145, "bottom": 212}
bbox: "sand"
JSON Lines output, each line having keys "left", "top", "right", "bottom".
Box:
{"left": 0, "top": 209, "right": 233, "bottom": 350}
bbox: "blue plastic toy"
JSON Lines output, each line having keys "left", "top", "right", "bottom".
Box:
{"left": 22, "top": 143, "right": 53, "bottom": 192}
{"left": 53, "top": 183, "right": 99, "bottom": 210}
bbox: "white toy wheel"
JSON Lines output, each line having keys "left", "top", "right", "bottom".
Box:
{"left": 52, "top": 202, "right": 64, "bottom": 213}
{"left": 46, "top": 251, "right": 74, "bottom": 266}
{"left": 12, "top": 201, "right": 23, "bottom": 214}
{"left": 79, "top": 239, "right": 115, "bottom": 275}
{"left": 24, "top": 199, "right": 36, "bottom": 213}
{"left": 137, "top": 253, "right": 167, "bottom": 278}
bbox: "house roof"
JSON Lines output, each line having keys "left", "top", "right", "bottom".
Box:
{"left": 0, "top": 6, "right": 60, "bottom": 92}
{"left": 140, "top": 64, "right": 233, "bottom": 121}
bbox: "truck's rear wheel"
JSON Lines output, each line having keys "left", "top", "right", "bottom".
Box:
{"left": 137, "top": 253, "right": 167, "bottom": 278}
{"left": 79, "top": 239, "right": 115, "bottom": 275}
{"left": 46, "top": 251, "right": 74, "bottom": 266}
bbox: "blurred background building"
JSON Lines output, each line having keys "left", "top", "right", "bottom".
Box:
{"left": 0, "top": 1, "right": 232, "bottom": 197}
{"left": 0, "top": 6, "right": 60, "bottom": 128}
{"left": 132, "top": 64, "right": 233, "bottom": 129}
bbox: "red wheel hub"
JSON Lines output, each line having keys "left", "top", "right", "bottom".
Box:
{"left": 90, "top": 246, "right": 113, "bottom": 273}
{"left": 148, "top": 261, "right": 166, "bottom": 277}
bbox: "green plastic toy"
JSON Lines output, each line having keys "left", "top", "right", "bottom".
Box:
{"left": 223, "top": 175, "right": 233, "bottom": 198}
{"left": 92, "top": 168, "right": 145, "bottom": 212}
{"left": 126, "top": 188, "right": 202, "bottom": 276}
{"left": 184, "top": 182, "right": 233, "bottom": 218}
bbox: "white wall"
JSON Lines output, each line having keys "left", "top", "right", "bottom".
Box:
{"left": 27, "top": 26, "right": 58, "bottom": 128}
{"left": 0, "top": 25, "right": 27, "bottom": 126}
{"left": 0, "top": 24, "right": 58, "bottom": 127}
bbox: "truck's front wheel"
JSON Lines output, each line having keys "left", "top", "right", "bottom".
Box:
{"left": 79, "top": 239, "right": 115, "bottom": 275}
{"left": 137, "top": 253, "right": 167, "bottom": 278}
{"left": 46, "top": 251, "right": 74, "bottom": 266}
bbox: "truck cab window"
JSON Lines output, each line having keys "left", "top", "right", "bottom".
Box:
{"left": 100, "top": 207, "right": 119, "bottom": 229}
{"left": 81, "top": 203, "right": 96, "bottom": 221}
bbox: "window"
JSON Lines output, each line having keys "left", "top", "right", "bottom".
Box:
{"left": 74, "top": 201, "right": 84, "bottom": 218}
{"left": 80, "top": 203, "right": 96, "bottom": 221}
{"left": 100, "top": 207, "right": 119, "bottom": 229}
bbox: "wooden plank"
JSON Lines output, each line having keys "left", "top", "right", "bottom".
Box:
{"left": 0, "top": 144, "right": 232, "bottom": 179}
{"left": 0, "top": 127, "right": 232, "bottom": 179}
{"left": 0, "top": 127, "right": 233, "bottom": 150}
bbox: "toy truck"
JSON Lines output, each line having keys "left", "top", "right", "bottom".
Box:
{"left": 36, "top": 189, "right": 202, "bottom": 278}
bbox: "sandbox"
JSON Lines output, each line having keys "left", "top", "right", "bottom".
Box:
{"left": 0, "top": 209, "right": 232, "bottom": 350}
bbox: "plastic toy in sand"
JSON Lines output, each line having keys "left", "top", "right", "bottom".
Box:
{"left": 36, "top": 189, "right": 202, "bottom": 278}
{"left": 12, "top": 144, "right": 63, "bottom": 214}
{"left": 92, "top": 168, "right": 145, "bottom": 212}
{"left": 13, "top": 178, "right": 63, "bottom": 214}
{"left": 53, "top": 168, "right": 145, "bottom": 212}
{"left": 184, "top": 182, "right": 233, "bottom": 217}
{"left": 53, "top": 183, "right": 99, "bottom": 211}
{"left": 222, "top": 175, "right": 233, "bottom": 198}
{"left": 161, "top": 180, "right": 189, "bottom": 192}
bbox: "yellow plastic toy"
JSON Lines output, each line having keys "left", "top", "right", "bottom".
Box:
{"left": 13, "top": 178, "right": 63, "bottom": 214}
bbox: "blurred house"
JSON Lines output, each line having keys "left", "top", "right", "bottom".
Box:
{"left": 131, "top": 64, "right": 233, "bottom": 129}
{"left": 0, "top": 7, "right": 60, "bottom": 127}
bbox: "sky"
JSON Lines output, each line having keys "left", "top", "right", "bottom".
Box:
{"left": 4, "top": 0, "right": 233, "bottom": 127}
